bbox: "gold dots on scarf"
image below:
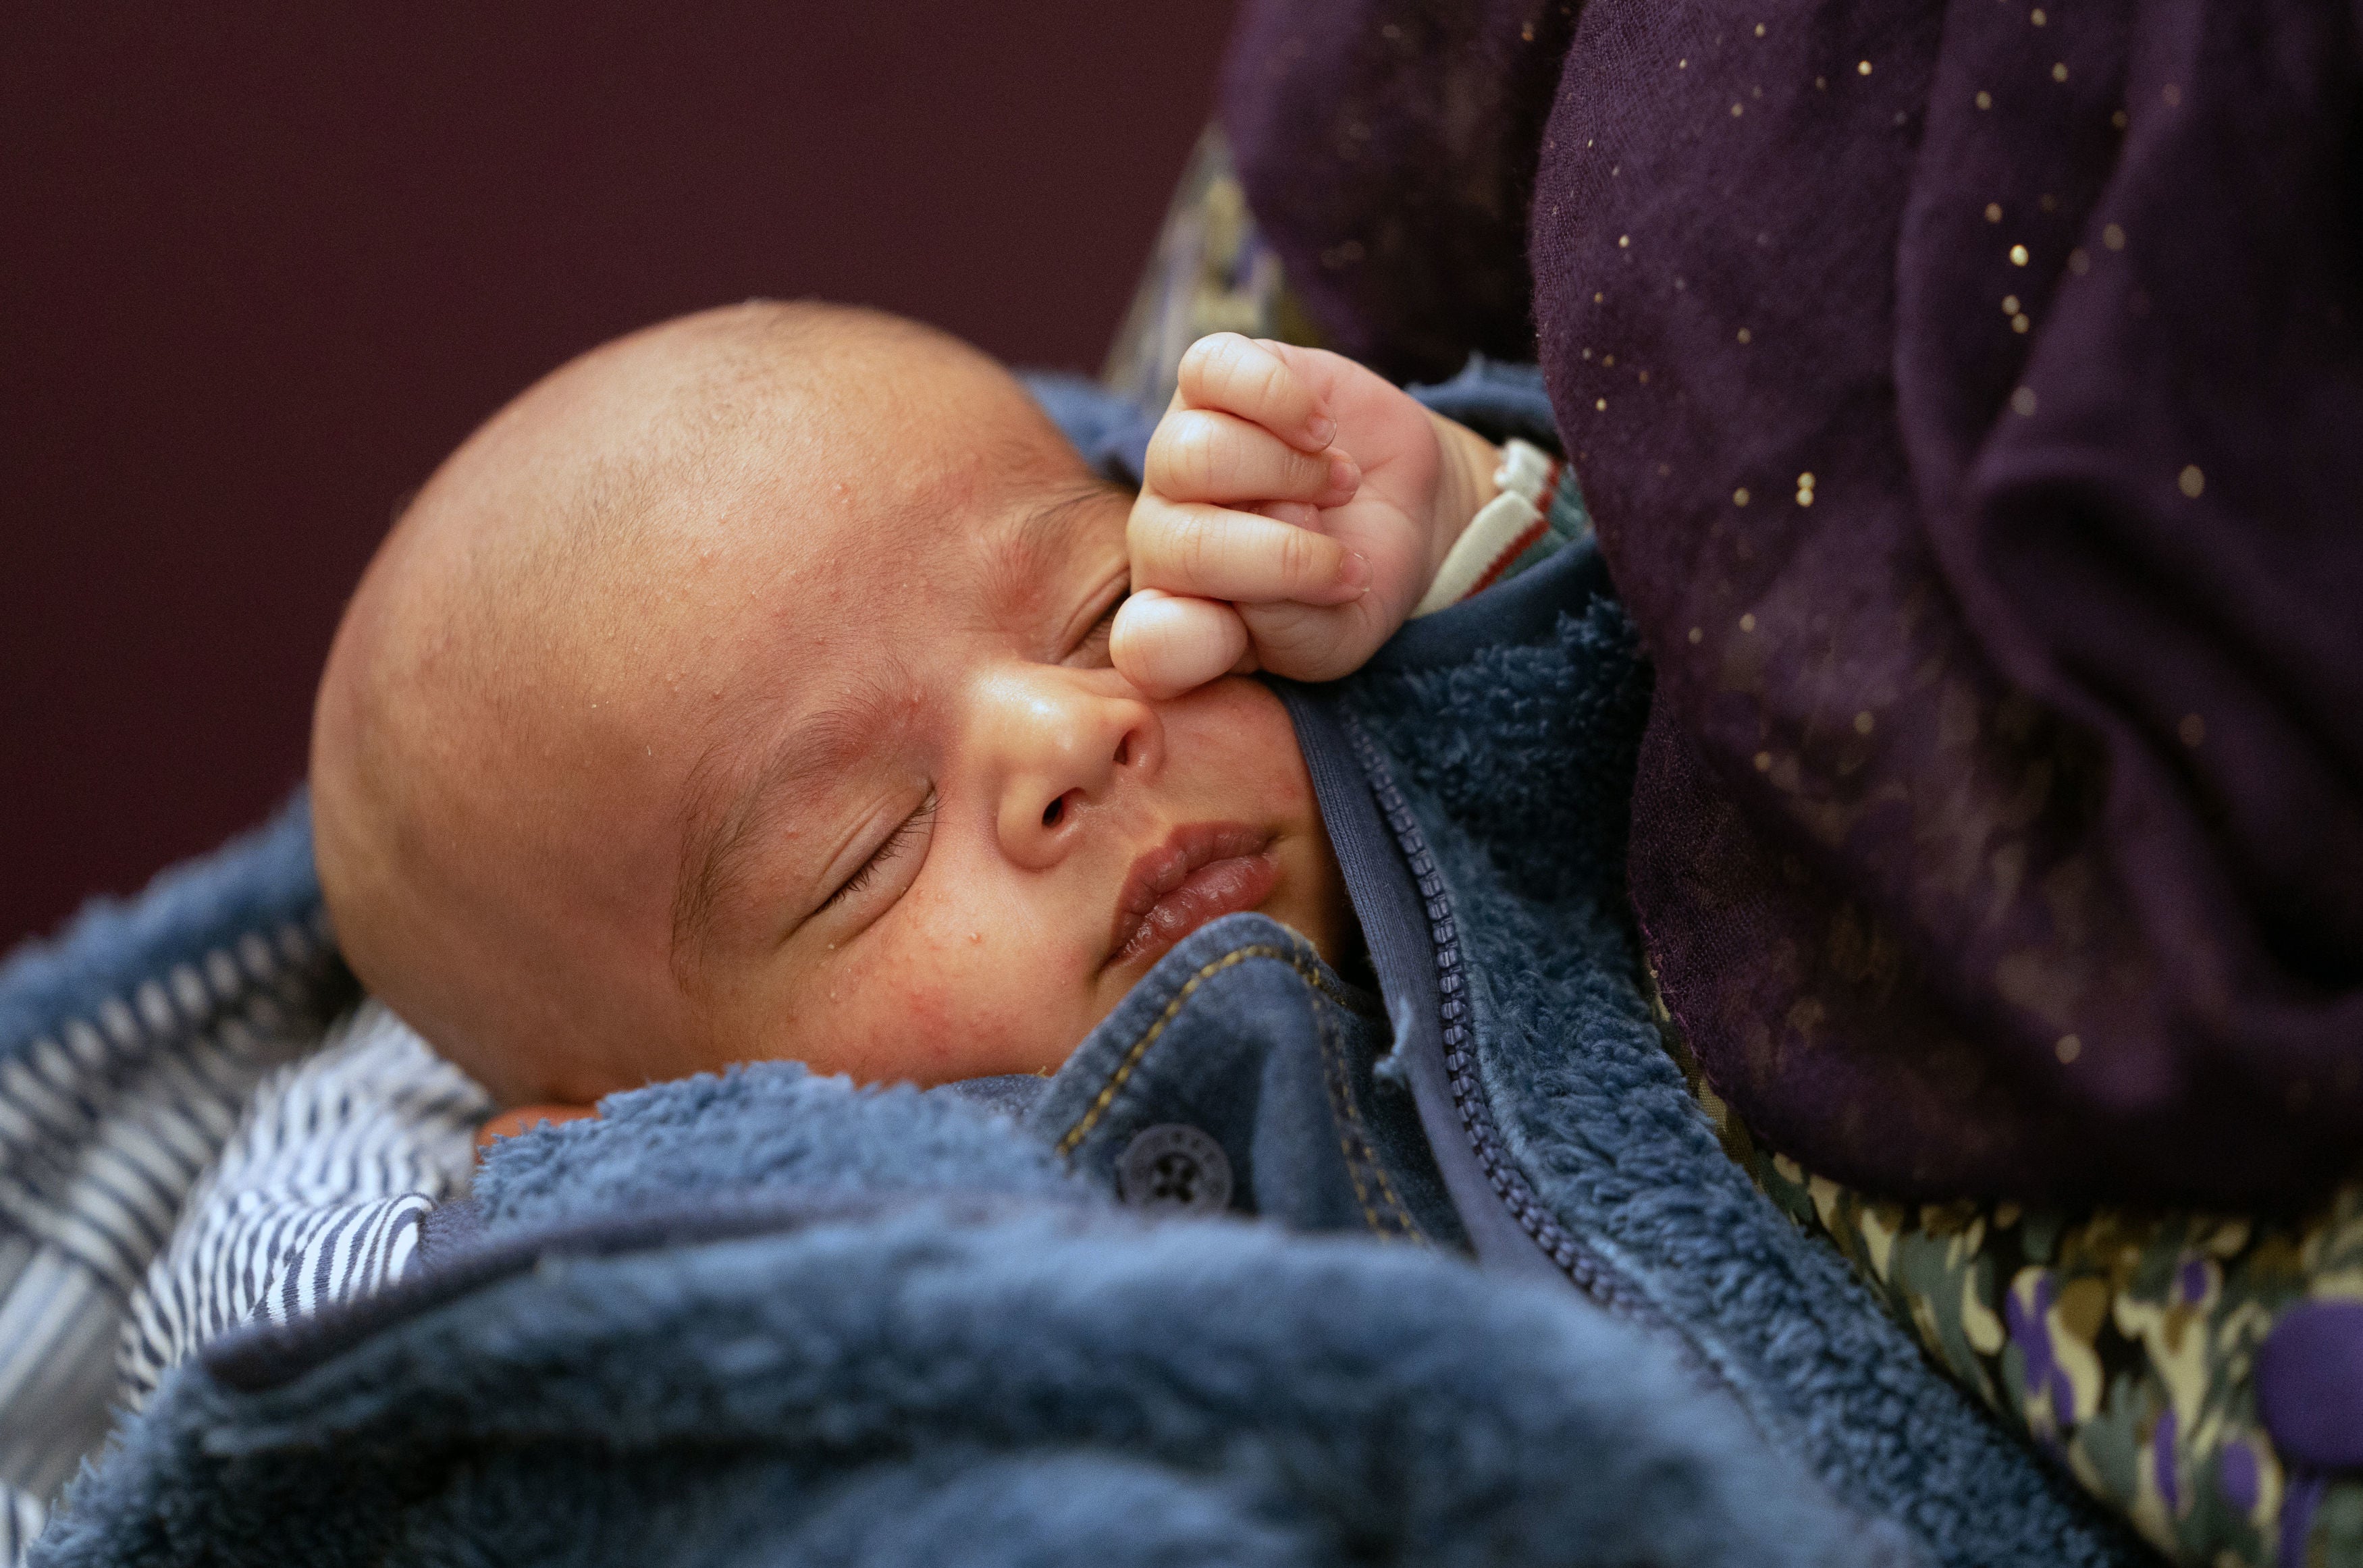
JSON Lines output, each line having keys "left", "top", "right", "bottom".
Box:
{"left": 1857, "top": 59, "right": 1873, "bottom": 76}
{"left": 1593, "top": 291, "right": 1604, "bottom": 303}
{"left": 1678, "top": 57, "right": 1689, "bottom": 69}
{"left": 1740, "top": 612, "right": 1759, "bottom": 632}
{"left": 2030, "top": 6, "right": 2047, "bottom": 23}
{"left": 2055, "top": 1034, "right": 2082, "bottom": 1064}
{"left": 1638, "top": 369, "right": 1651, "bottom": 385}
{"left": 1754, "top": 751, "right": 1774, "bottom": 772}
{"left": 1853, "top": 711, "right": 1876, "bottom": 735}
{"left": 2011, "top": 386, "right": 2039, "bottom": 416}
{"left": 2103, "top": 223, "right": 2126, "bottom": 250}
{"left": 2068, "top": 247, "right": 2091, "bottom": 275}
{"left": 2040, "top": 193, "right": 2059, "bottom": 213}
{"left": 2111, "top": 109, "right": 2129, "bottom": 129}
{"left": 2162, "top": 83, "right": 2183, "bottom": 108}
{"left": 1618, "top": 234, "right": 1630, "bottom": 248}
{"left": 1755, "top": 22, "right": 1767, "bottom": 36}
{"left": 2009, "top": 244, "right": 2029, "bottom": 266}
{"left": 1689, "top": 626, "right": 1704, "bottom": 645}
{"left": 1521, "top": 20, "right": 1535, "bottom": 40}
{"left": 1603, "top": 354, "right": 1617, "bottom": 367}
{"left": 1595, "top": 398, "right": 1608, "bottom": 411}
{"left": 1795, "top": 472, "right": 1816, "bottom": 506}
{"left": 1975, "top": 90, "right": 1993, "bottom": 109}
{"left": 2179, "top": 464, "right": 2206, "bottom": 499}
{"left": 1736, "top": 327, "right": 1753, "bottom": 344}
{"left": 1732, "top": 102, "right": 1745, "bottom": 117}
{"left": 2002, "top": 294, "right": 2021, "bottom": 314}
{"left": 2052, "top": 62, "right": 2069, "bottom": 82}
{"left": 1986, "top": 202, "right": 2004, "bottom": 223}
{"left": 1815, "top": 74, "right": 1829, "bottom": 90}
{"left": 2179, "top": 713, "right": 2207, "bottom": 747}
{"left": 1734, "top": 487, "right": 1753, "bottom": 507}
{"left": 2012, "top": 313, "right": 2031, "bottom": 333}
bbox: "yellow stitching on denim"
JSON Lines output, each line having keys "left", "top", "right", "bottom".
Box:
{"left": 1312, "top": 999, "right": 1385, "bottom": 1233}
{"left": 1316, "top": 1002, "right": 1421, "bottom": 1242}
{"left": 1323, "top": 1015, "right": 1389, "bottom": 1237}
{"left": 1056, "top": 943, "right": 1321, "bottom": 1158}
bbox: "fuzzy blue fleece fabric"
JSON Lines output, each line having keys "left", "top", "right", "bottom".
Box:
{"left": 34, "top": 1067, "right": 1899, "bottom": 1568}
{"left": 1335, "top": 580, "right": 2145, "bottom": 1567}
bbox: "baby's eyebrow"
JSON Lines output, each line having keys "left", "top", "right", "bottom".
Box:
{"left": 670, "top": 669, "right": 909, "bottom": 977}
{"left": 984, "top": 477, "right": 1129, "bottom": 614}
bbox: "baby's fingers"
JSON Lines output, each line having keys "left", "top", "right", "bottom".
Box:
{"left": 1130, "top": 499, "right": 1372, "bottom": 607}
{"left": 1110, "top": 591, "right": 1252, "bottom": 700}
{"left": 1175, "top": 333, "right": 1335, "bottom": 452}
{"left": 1147, "top": 408, "right": 1358, "bottom": 508}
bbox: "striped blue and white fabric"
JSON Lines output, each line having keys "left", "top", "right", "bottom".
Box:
{"left": 117, "top": 1001, "right": 490, "bottom": 1403}
{"left": 0, "top": 799, "right": 491, "bottom": 1568}
{"left": 0, "top": 916, "right": 327, "bottom": 1563}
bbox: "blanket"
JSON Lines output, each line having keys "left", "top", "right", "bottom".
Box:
{"left": 34, "top": 1066, "right": 1895, "bottom": 1568}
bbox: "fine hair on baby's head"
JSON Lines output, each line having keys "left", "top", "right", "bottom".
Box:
{"left": 313, "top": 301, "right": 1352, "bottom": 1108}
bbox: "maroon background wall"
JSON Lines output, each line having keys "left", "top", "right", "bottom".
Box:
{"left": 1, "top": 2, "right": 1234, "bottom": 951}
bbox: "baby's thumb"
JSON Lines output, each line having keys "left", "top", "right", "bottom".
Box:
{"left": 1111, "top": 591, "right": 1252, "bottom": 700}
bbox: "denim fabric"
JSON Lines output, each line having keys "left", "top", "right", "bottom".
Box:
{"left": 1025, "top": 915, "right": 1464, "bottom": 1247}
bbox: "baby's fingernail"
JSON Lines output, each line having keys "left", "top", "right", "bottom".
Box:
{"left": 1340, "top": 551, "right": 1373, "bottom": 595}
{"left": 1328, "top": 454, "right": 1360, "bottom": 493}
{"left": 1307, "top": 414, "right": 1337, "bottom": 448}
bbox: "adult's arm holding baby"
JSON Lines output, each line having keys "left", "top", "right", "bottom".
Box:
{"left": 1111, "top": 331, "right": 1500, "bottom": 697}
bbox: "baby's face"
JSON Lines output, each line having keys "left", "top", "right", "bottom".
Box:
{"left": 315, "top": 305, "right": 1354, "bottom": 1104}
{"left": 661, "top": 448, "right": 1350, "bottom": 1095}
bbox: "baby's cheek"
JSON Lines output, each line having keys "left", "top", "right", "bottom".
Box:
{"left": 851, "top": 928, "right": 994, "bottom": 1079}
{"left": 888, "top": 912, "right": 1094, "bottom": 1079}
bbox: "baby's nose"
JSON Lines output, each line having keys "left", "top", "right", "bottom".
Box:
{"left": 983, "top": 670, "right": 1162, "bottom": 867}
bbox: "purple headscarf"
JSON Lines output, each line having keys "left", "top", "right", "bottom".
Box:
{"left": 1224, "top": 0, "right": 2363, "bottom": 1203}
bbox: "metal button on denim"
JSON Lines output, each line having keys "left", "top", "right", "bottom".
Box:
{"left": 1115, "top": 1124, "right": 1233, "bottom": 1216}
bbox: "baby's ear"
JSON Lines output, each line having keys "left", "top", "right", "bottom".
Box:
{"left": 474, "top": 1102, "right": 600, "bottom": 1150}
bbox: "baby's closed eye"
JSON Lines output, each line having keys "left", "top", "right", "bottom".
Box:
{"left": 820, "top": 790, "right": 938, "bottom": 913}
{"left": 1063, "top": 580, "right": 1133, "bottom": 670}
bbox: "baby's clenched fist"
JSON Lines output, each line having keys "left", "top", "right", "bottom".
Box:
{"left": 1111, "top": 333, "right": 1499, "bottom": 698}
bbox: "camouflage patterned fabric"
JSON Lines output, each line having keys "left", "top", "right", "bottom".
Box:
{"left": 1662, "top": 999, "right": 2363, "bottom": 1567}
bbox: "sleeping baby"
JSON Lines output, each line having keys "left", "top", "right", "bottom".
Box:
{"left": 310, "top": 301, "right": 1520, "bottom": 1112}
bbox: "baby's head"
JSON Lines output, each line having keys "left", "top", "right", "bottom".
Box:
{"left": 313, "top": 302, "right": 1352, "bottom": 1106}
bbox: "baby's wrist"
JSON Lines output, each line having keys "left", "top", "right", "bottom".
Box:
{"left": 1422, "top": 410, "right": 1503, "bottom": 576}
{"left": 1411, "top": 435, "right": 1568, "bottom": 618}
